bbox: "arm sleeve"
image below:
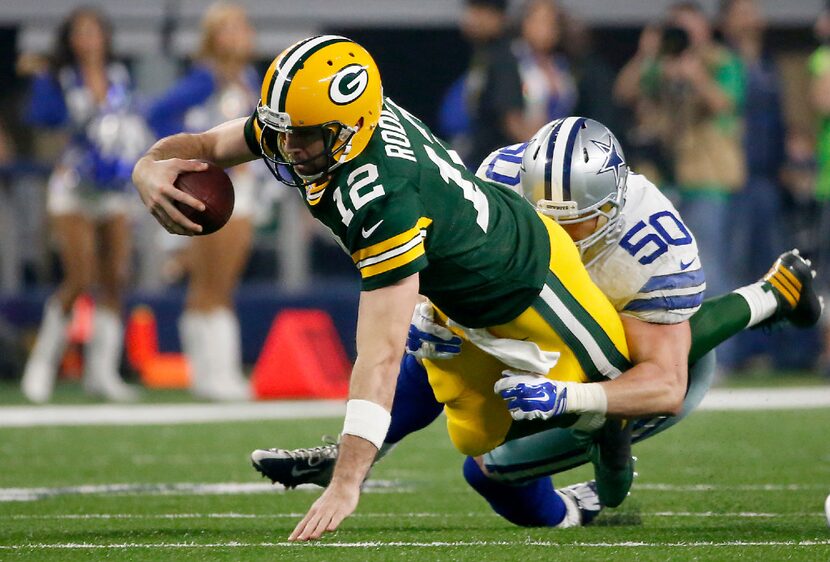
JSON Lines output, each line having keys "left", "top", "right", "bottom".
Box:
{"left": 242, "top": 110, "right": 263, "bottom": 157}
{"left": 346, "top": 183, "right": 430, "bottom": 291}
{"left": 145, "top": 67, "right": 215, "bottom": 138}
{"left": 25, "top": 74, "right": 68, "bottom": 128}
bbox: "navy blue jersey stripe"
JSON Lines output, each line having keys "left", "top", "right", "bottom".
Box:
{"left": 495, "top": 152, "right": 523, "bottom": 164}
{"left": 639, "top": 268, "right": 706, "bottom": 293}
{"left": 487, "top": 170, "right": 521, "bottom": 186}
{"left": 623, "top": 292, "right": 705, "bottom": 312}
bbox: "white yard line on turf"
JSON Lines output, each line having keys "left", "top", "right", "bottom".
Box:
{"left": 0, "top": 481, "right": 825, "bottom": 503}
{"left": 1, "top": 540, "right": 829, "bottom": 549}
{"left": 635, "top": 483, "right": 830, "bottom": 491}
{"left": 0, "top": 480, "right": 408, "bottom": 502}
{"left": 697, "top": 386, "right": 830, "bottom": 411}
{"left": 0, "top": 400, "right": 346, "bottom": 428}
{"left": 2, "top": 511, "right": 824, "bottom": 520}
{"left": 2, "top": 387, "right": 830, "bottom": 428}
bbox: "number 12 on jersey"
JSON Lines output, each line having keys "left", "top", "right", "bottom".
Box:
{"left": 424, "top": 145, "right": 489, "bottom": 232}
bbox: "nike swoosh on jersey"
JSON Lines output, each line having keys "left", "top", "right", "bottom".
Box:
{"left": 361, "top": 219, "right": 384, "bottom": 238}
{"left": 679, "top": 258, "right": 696, "bottom": 270}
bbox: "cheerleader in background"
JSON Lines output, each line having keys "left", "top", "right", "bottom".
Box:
{"left": 20, "top": 7, "right": 149, "bottom": 402}
{"left": 146, "top": 3, "right": 263, "bottom": 400}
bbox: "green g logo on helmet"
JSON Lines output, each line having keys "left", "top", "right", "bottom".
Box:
{"left": 329, "top": 64, "right": 369, "bottom": 105}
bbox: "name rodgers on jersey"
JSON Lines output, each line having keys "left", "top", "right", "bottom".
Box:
{"left": 245, "top": 97, "right": 550, "bottom": 328}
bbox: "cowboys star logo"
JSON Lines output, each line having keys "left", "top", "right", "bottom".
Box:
{"left": 591, "top": 136, "right": 625, "bottom": 184}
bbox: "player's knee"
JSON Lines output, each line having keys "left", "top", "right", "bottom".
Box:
{"left": 59, "top": 281, "right": 87, "bottom": 305}
{"left": 462, "top": 455, "right": 492, "bottom": 490}
{"left": 448, "top": 422, "right": 501, "bottom": 457}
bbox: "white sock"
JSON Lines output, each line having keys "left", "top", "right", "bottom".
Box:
{"left": 84, "top": 307, "right": 137, "bottom": 401}
{"left": 207, "top": 308, "right": 251, "bottom": 400}
{"left": 734, "top": 282, "right": 779, "bottom": 328}
{"left": 21, "top": 296, "right": 69, "bottom": 402}
{"left": 179, "top": 310, "right": 211, "bottom": 395}
{"left": 28, "top": 297, "right": 70, "bottom": 367}
{"left": 212, "top": 308, "right": 246, "bottom": 382}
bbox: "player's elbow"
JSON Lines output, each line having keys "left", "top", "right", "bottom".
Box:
{"left": 657, "top": 368, "right": 687, "bottom": 416}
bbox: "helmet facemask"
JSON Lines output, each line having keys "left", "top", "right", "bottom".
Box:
{"left": 257, "top": 101, "right": 358, "bottom": 188}
{"left": 544, "top": 184, "right": 627, "bottom": 268}
{"left": 521, "top": 117, "right": 629, "bottom": 267}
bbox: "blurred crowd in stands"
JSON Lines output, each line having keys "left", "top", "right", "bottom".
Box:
{"left": 0, "top": 0, "right": 828, "bottom": 396}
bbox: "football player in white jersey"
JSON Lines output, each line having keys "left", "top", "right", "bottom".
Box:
{"left": 252, "top": 118, "right": 822, "bottom": 527}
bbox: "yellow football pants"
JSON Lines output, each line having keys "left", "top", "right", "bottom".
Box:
{"left": 424, "top": 214, "right": 630, "bottom": 456}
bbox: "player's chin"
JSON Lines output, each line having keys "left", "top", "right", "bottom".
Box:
{"left": 296, "top": 164, "right": 325, "bottom": 177}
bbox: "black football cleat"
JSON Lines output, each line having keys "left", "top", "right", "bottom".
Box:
{"left": 760, "top": 249, "right": 823, "bottom": 329}
{"left": 251, "top": 438, "right": 339, "bottom": 488}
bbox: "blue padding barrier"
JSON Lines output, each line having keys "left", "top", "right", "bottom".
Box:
{"left": 0, "top": 280, "right": 361, "bottom": 364}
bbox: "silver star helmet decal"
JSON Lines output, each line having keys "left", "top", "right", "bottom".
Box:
{"left": 591, "top": 136, "right": 625, "bottom": 185}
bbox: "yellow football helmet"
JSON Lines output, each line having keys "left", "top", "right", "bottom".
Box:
{"left": 255, "top": 35, "right": 383, "bottom": 187}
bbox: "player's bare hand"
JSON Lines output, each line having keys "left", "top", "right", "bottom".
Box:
{"left": 131, "top": 156, "right": 207, "bottom": 235}
{"left": 288, "top": 482, "right": 360, "bottom": 541}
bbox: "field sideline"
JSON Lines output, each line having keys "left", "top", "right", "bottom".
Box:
{"left": 3, "top": 386, "right": 830, "bottom": 428}
{"left": 1, "top": 386, "right": 829, "bottom": 561}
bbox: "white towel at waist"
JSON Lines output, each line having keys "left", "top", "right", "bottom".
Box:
{"left": 447, "top": 320, "right": 560, "bottom": 374}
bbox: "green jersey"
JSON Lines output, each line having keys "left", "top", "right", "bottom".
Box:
{"left": 245, "top": 97, "right": 549, "bottom": 327}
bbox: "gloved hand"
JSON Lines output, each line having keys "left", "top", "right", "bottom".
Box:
{"left": 405, "top": 302, "right": 462, "bottom": 360}
{"left": 494, "top": 370, "right": 569, "bottom": 421}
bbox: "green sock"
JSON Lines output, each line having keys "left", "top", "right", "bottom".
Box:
{"left": 688, "top": 293, "right": 752, "bottom": 364}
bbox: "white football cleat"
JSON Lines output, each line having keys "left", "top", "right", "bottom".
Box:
{"left": 555, "top": 480, "right": 603, "bottom": 528}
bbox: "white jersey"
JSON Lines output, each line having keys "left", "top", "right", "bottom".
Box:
{"left": 477, "top": 145, "right": 705, "bottom": 324}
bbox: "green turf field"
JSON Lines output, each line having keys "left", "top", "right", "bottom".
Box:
{"left": 1, "top": 385, "right": 829, "bottom": 561}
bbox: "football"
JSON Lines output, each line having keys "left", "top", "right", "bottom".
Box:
{"left": 173, "top": 162, "right": 235, "bottom": 235}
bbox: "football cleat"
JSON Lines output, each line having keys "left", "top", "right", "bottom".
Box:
{"left": 589, "top": 419, "right": 635, "bottom": 508}
{"left": 555, "top": 480, "right": 603, "bottom": 527}
{"left": 760, "top": 249, "right": 823, "bottom": 329}
{"left": 251, "top": 437, "right": 339, "bottom": 488}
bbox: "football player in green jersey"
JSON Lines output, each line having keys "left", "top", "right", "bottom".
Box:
{"left": 133, "top": 36, "right": 630, "bottom": 541}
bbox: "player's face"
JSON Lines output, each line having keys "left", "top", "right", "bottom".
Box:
{"left": 560, "top": 217, "right": 599, "bottom": 243}
{"left": 279, "top": 127, "right": 329, "bottom": 177}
